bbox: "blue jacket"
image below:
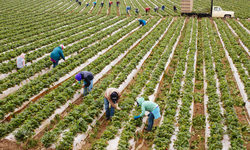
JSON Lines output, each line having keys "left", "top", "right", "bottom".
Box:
{"left": 79, "top": 71, "right": 94, "bottom": 87}
{"left": 50, "top": 47, "right": 65, "bottom": 62}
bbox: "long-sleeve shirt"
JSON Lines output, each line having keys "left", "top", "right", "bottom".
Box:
{"left": 79, "top": 71, "right": 94, "bottom": 87}
{"left": 50, "top": 47, "right": 65, "bottom": 62}
{"left": 104, "top": 88, "right": 121, "bottom": 108}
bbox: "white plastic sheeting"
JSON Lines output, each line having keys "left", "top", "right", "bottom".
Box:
{"left": 225, "top": 21, "right": 250, "bottom": 57}
{"left": 1, "top": 20, "right": 141, "bottom": 128}
{"left": 169, "top": 19, "right": 194, "bottom": 150}
{"left": 152, "top": 19, "right": 186, "bottom": 150}
{"left": 1, "top": 15, "right": 106, "bottom": 61}
{"left": 208, "top": 19, "right": 231, "bottom": 149}
{"left": 0, "top": 68, "right": 51, "bottom": 100}
{"left": 214, "top": 20, "right": 250, "bottom": 122}
{"left": 73, "top": 17, "right": 163, "bottom": 150}
{"left": 0, "top": 16, "right": 129, "bottom": 98}
{"left": 237, "top": 20, "right": 250, "bottom": 35}
{"left": 203, "top": 60, "right": 210, "bottom": 150}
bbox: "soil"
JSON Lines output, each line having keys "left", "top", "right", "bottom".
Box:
{"left": 0, "top": 139, "right": 24, "bottom": 150}
{"left": 117, "top": 7, "right": 120, "bottom": 16}
{"left": 81, "top": 117, "right": 110, "bottom": 150}
{"left": 98, "top": 7, "right": 102, "bottom": 15}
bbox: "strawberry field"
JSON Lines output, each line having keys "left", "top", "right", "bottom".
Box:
{"left": 1, "top": 0, "right": 250, "bottom": 149}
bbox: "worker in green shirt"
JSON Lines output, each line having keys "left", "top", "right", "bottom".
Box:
{"left": 134, "top": 97, "right": 161, "bottom": 132}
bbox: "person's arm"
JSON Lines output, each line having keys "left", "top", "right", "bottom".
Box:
{"left": 139, "top": 105, "right": 145, "bottom": 117}
{"left": 59, "top": 50, "right": 65, "bottom": 60}
{"left": 23, "top": 60, "right": 25, "bottom": 66}
{"left": 108, "top": 97, "right": 117, "bottom": 108}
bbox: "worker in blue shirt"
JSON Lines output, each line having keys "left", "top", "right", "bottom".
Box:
{"left": 138, "top": 19, "right": 146, "bottom": 26}
{"left": 126, "top": 6, "right": 131, "bottom": 14}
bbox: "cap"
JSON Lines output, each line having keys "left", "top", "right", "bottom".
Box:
{"left": 110, "top": 92, "right": 118, "bottom": 101}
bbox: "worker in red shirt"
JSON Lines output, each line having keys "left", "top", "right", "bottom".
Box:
{"left": 145, "top": 7, "right": 150, "bottom": 13}
{"left": 109, "top": 1, "right": 113, "bottom": 7}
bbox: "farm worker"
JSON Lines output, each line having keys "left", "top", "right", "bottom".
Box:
{"left": 86, "top": 2, "right": 89, "bottom": 7}
{"left": 135, "top": 8, "right": 139, "bottom": 14}
{"left": 78, "top": 1, "right": 81, "bottom": 6}
{"left": 75, "top": 71, "right": 94, "bottom": 96}
{"left": 109, "top": 1, "right": 113, "bottom": 7}
{"left": 154, "top": 7, "right": 159, "bottom": 12}
{"left": 173, "top": 5, "right": 177, "bottom": 12}
{"left": 16, "top": 53, "right": 26, "bottom": 70}
{"left": 126, "top": 6, "right": 131, "bottom": 14}
{"left": 93, "top": 1, "right": 96, "bottom": 7}
{"left": 161, "top": 5, "right": 165, "bottom": 10}
{"left": 76, "top": 0, "right": 78, "bottom": 2}
{"left": 104, "top": 88, "right": 121, "bottom": 121}
{"left": 116, "top": 1, "right": 120, "bottom": 6}
{"left": 138, "top": 19, "right": 146, "bottom": 26}
{"left": 101, "top": 1, "right": 104, "bottom": 7}
{"left": 145, "top": 7, "right": 150, "bottom": 13}
{"left": 50, "top": 45, "right": 66, "bottom": 68}
{"left": 134, "top": 97, "right": 161, "bottom": 132}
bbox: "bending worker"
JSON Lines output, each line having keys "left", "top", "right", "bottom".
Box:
{"left": 116, "top": 1, "right": 120, "bottom": 6}
{"left": 93, "top": 1, "right": 96, "bottom": 7}
{"left": 101, "top": 1, "right": 104, "bottom": 7}
{"left": 134, "top": 97, "right": 161, "bottom": 132}
{"left": 161, "top": 5, "right": 165, "bottom": 10}
{"left": 145, "top": 7, "right": 150, "bottom": 13}
{"left": 126, "top": 6, "right": 131, "bottom": 14}
{"left": 75, "top": 71, "right": 94, "bottom": 96}
{"left": 135, "top": 8, "right": 139, "bottom": 14}
{"left": 154, "top": 6, "right": 159, "bottom": 12}
{"left": 104, "top": 88, "right": 121, "bottom": 121}
{"left": 16, "top": 53, "right": 26, "bottom": 70}
{"left": 50, "top": 45, "right": 66, "bottom": 68}
{"left": 138, "top": 19, "right": 146, "bottom": 26}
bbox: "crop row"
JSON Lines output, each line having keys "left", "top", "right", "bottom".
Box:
{"left": 153, "top": 18, "right": 192, "bottom": 149}
{"left": 39, "top": 16, "right": 157, "bottom": 149}
{"left": 215, "top": 19, "right": 250, "bottom": 101}
{"left": 0, "top": 14, "right": 94, "bottom": 46}
{"left": 207, "top": 18, "right": 246, "bottom": 149}
{"left": 90, "top": 17, "right": 174, "bottom": 149}
{"left": 0, "top": 15, "right": 151, "bottom": 141}
{"left": 0, "top": 15, "right": 122, "bottom": 93}
{"left": 0, "top": 16, "right": 138, "bottom": 120}
{"left": 174, "top": 18, "right": 198, "bottom": 149}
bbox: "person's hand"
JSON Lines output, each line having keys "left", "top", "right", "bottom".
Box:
{"left": 134, "top": 116, "right": 141, "bottom": 119}
{"left": 117, "top": 106, "right": 121, "bottom": 110}
{"left": 82, "top": 85, "right": 85, "bottom": 88}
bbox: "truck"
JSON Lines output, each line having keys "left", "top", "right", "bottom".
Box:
{"left": 181, "top": 0, "right": 235, "bottom": 18}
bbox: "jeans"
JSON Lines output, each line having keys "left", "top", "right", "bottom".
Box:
{"left": 83, "top": 80, "right": 93, "bottom": 96}
{"left": 147, "top": 113, "right": 155, "bottom": 131}
{"left": 104, "top": 98, "right": 116, "bottom": 118}
{"left": 53, "top": 61, "right": 58, "bottom": 68}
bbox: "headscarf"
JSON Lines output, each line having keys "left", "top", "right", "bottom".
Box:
{"left": 75, "top": 73, "right": 82, "bottom": 81}
{"left": 60, "top": 44, "right": 64, "bottom": 50}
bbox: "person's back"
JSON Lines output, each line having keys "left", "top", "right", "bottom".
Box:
{"left": 50, "top": 46, "right": 65, "bottom": 62}
{"left": 17, "top": 57, "right": 24, "bottom": 69}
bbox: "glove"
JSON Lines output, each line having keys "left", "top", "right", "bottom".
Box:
{"left": 134, "top": 115, "right": 141, "bottom": 119}
{"left": 114, "top": 104, "right": 121, "bottom": 110}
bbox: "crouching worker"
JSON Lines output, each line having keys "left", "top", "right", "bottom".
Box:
{"left": 138, "top": 19, "right": 146, "bottom": 26}
{"left": 104, "top": 88, "right": 121, "bottom": 121}
{"left": 17, "top": 53, "right": 26, "bottom": 70}
{"left": 75, "top": 71, "right": 94, "bottom": 96}
{"left": 134, "top": 97, "right": 161, "bottom": 132}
